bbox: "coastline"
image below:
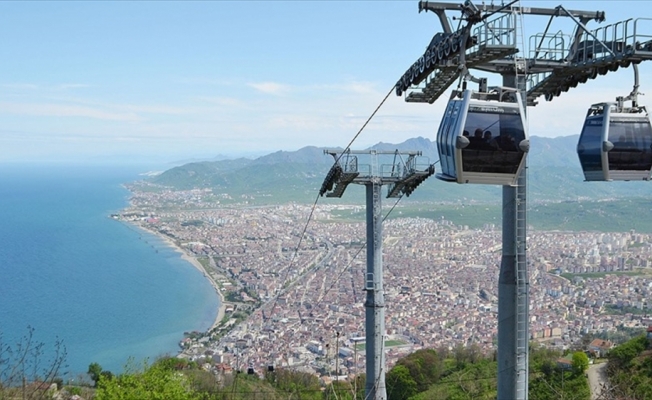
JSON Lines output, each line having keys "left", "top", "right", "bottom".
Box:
{"left": 127, "top": 222, "right": 226, "bottom": 332}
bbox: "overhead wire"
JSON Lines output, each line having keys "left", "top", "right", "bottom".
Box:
{"left": 315, "top": 158, "right": 440, "bottom": 307}
{"left": 253, "top": 85, "right": 397, "bottom": 400}
{"left": 262, "top": 84, "right": 396, "bottom": 325}
{"left": 314, "top": 191, "right": 404, "bottom": 308}
{"left": 233, "top": 86, "right": 394, "bottom": 400}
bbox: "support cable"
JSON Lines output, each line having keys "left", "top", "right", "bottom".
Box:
{"left": 314, "top": 191, "right": 407, "bottom": 309}
{"left": 333, "top": 86, "right": 395, "bottom": 165}
{"left": 262, "top": 85, "right": 396, "bottom": 324}
{"left": 313, "top": 158, "right": 439, "bottom": 309}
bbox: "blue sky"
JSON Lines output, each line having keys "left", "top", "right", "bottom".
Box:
{"left": 2, "top": 1, "right": 651, "bottom": 164}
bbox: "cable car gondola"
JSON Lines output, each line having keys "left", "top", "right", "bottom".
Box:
{"left": 577, "top": 101, "right": 652, "bottom": 181}
{"left": 436, "top": 88, "right": 529, "bottom": 185}
{"left": 577, "top": 64, "right": 652, "bottom": 181}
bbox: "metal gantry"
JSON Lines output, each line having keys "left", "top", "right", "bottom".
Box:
{"left": 398, "top": 1, "right": 652, "bottom": 399}
{"left": 320, "top": 149, "right": 435, "bottom": 400}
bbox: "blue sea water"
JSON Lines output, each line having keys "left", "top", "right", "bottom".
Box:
{"left": 0, "top": 163, "right": 219, "bottom": 376}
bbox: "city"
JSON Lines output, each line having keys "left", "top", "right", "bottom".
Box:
{"left": 118, "top": 183, "right": 652, "bottom": 380}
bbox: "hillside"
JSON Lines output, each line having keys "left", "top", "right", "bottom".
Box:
{"left": 150, "top": 135, "right": 652, "bottom": 205}
{"left": 605, "top": 335, "right": 652, "bottom": 399}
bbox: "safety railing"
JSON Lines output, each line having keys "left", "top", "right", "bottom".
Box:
{"left": 632, "top": 18, "right": 652, "bottom": 52}
{"left": 530, "top": 31, "right": 568, "bottom": 62}
{"left": 472, "top": 12, "right": 517, "bottom": 50}
{"left": 570, "top": 18, "right": 652, "bottom": 63}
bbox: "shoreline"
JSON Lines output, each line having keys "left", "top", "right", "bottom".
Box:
{"left": 127, "top": 222, "right": 226, "bottom": 332}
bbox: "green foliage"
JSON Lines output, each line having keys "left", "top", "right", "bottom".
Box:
{"left": 67, "top": 386, "right": 82, "bottom": 395}
{"left": 152, "top": 356, "right": 198, "bottom": 371}
{"left": 608, "top": 335, "right": 648, "bottom": 368}
{"left": 384, "top": 344, "right": 595, "bottom": 400}
{"left": 605, "top": 335, "right": 652, "bottom": 399}
{"left": 394, "top": 348, "right": 444, "bottom": 391}
{"left": 146, "top": 136, "right": 652, "bottom": 230}
{"left": 324, "top": 376, "right": 366, "bottom": 400}
{"left": 411, "top": 358, "right": 497, "bottom": 400}
{"left": 201, "top": 372, "right": 284, "bottom": 400}
{"left": 88, "top": 362, "right": 104, "bottom": 387}
{"left": 386, "top": 365, "right": 418, "bottom": 400}
{"left": 577, "top": 327, "right": 647, "bottom": 347}
{"left": 264, "top": 368, "right": 321, "bottom": 399}
{"left": 225, "top": 291, "right": 243, "bottom": 302}
{"left": 528, "top": 344, "right": 590, "bottom": 400}
{"left": 605, "top": 304, "right": 650, "bottom": 315}
{"left": 571, "top": 352, "right": 589, "bottom": 376}
{"left": 181, "top": 220, "right": 204, "bottom": 227}
{"left": 529, "top": 369, "right": 590, "bottom": 400}
{"left": 385, "top": 346, "right": 495, "bottom": 400}
{"left": 529, "top": 343, "right": 562, "bottom": 373}
{"left": 94, "top": 360, "right": 202, "bottom": 400}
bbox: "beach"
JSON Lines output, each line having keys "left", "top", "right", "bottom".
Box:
{"left": 131, "top": 223, "right": 226, "bottom": 332}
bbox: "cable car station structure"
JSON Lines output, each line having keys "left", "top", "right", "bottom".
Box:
{"left": 320, "top": 150, "right": 435, "bottom": 400}
{"left": 395, "top": 1, "right": 652, "bottom": 400}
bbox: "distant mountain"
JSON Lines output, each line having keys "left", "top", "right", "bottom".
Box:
{"left": 149, "top": 136, "right": 652, "bottom": 204}
{"left": 252, "top": 146, "right": 339, "bottom": 165}
{"left": 529, "top": 135, "right": 579, "bottom": 167}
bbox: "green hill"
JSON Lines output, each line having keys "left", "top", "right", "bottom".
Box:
{"left": 142, "top": 135, "right": 652, "bottom": 232}
{"left": 150, "top": 135, "right": 652, "bottom": 204}
{"left": 605, "top": 335, "right": 652, "bottom": 399}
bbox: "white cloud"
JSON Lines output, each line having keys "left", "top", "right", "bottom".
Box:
{"left": 346, "top": 81, "right": 378, "bottom": 95}
{"left": 119, "top": 104, "right": 191, "bottom": 115}
{"left": 2, "top": 83, "right": 39, "bottom": 90}
{"left": 194, "top": 96, "right": 245, "bottom": 107}
{"left": 0, "top": 102, "right": 141, "bottom": 121}
{"left": 247, "top": 82, "right": 290, "bottom": 95}
{"left": 56, "top": 83, "right": 91, "bottom": 90}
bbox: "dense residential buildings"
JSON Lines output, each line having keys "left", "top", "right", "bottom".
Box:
{"left": 121, "top": 185, "right": 652, "bottom": 378}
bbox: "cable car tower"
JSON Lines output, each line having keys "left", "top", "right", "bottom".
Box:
{"left": 320, "top": 150, "right": 435, "bottom": 400}
{"left": 397, "top": 1, "right": 652, "bottom": 399}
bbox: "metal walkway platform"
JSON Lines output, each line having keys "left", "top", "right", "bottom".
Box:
{"left": 402, "top": 12, "right": 652, "bottom": 106}
{"left": 526, "top": 17, "right": 652, "bottom": 105}
{"left": 406, "top": 45, "right": 518, "bottom": 103}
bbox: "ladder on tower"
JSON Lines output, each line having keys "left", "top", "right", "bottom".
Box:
{"left": 515, "top": 167, "right": 529, "bottom": 400}
{"left": 513, "top": 4, "right": 529, "bottom": 400}
{"left": 513, "top": 4, "right": 527, "bottom": 89}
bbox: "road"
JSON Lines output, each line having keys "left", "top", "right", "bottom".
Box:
{"left": 587, "top": 362, "right": 608, "bottom": 400}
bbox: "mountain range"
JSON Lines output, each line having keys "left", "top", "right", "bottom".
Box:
{"left": 149, "top": 135, "right": 652, "bottom": 205}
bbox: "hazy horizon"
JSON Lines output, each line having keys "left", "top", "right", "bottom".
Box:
{"left": 2, "top": 1, "right": 649, "bottom": 163}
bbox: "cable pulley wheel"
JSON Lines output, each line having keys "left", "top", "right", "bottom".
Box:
{"left": 451, "top": 35, "right": 459, "bottom": 53}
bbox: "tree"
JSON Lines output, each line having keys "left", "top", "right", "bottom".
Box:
{"left": 94, "top": 360, "right": 202, "bottom": 400}
{"left": 0, "top": 327, "right": 67, "bottom": 400}
{"left": 393, "top": 348, "right": 444, "bottom": 392}
{"left": 263, "top": 368, "right": 321, "bottom": 399}
{"left": 386, "top": 365, "right": 418, "bottom": 400}
{"left": 88, "top": 362, "right": 103, "bottom": 387}
{"left": 571, "top": 352, "right": 589, "bottom": 376}
{"left": 605, "top": 335, "right": 652, "bottom": 399}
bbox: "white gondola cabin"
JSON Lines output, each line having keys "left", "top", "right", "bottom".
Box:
{"left": 577, "top": 102, "right": 652, "bottom": 181}
{"left": 436, "top": 88, "right": 529, "bottom": 185}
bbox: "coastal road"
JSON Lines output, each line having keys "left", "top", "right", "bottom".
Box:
{"left": 587, "top": 362, "right": 608, "bottom": 400}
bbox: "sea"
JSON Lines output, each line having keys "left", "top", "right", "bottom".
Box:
{"left": 0, "top": 162, "right": 219, "bottom": 377}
